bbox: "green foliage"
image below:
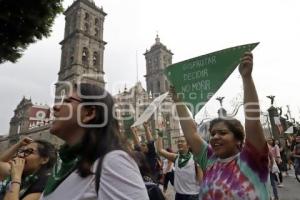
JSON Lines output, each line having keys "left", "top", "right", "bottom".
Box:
{"left": 0, "top": 0, "right": 64, "bottom": 64}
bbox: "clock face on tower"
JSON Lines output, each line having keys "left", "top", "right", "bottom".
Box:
{"left": 36, "top": 110, "right": 46, "bottom": 120}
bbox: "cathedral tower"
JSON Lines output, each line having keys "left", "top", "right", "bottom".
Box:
{"left": 144, "top": 35, "right": 173, "bottom": 96}
{"left": 55, "top": 0, "right": 106, "bottom": 98}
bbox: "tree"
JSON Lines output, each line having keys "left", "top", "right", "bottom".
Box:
{"left": 0, "top": 0, "right": 64, "bottom": 64}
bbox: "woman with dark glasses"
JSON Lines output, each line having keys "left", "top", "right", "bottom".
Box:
{"left": 0, "top": 137, "right": 56, "bottom": 200}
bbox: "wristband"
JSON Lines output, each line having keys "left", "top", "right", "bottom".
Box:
{"left": 11, "top": 181, "right": 21, "bottom": 185}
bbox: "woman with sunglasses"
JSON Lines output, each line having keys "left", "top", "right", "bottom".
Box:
{"left": 171, "top": 52, "right": 269, "bottom": 199}
{"left": 40, "top": 83, "right": 148, "bottom": 200}
{"left": 0, "top": 137, "right": 56, "bottom": 200}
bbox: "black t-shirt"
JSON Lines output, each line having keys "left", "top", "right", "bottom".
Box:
{"left": 134, "top": 141, "right": 160, "bottom": 181}
{"left": 21, "top": 172, "right": 49, "bottom": 199}
{"left": 145, "top": 182, "right": 165, "bottom": 200}
{"left": 146, "top": 141, "right": 158, "bottom": 173}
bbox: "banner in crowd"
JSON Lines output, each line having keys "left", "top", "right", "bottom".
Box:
{"left": 285, "top": 126, "right": 294, "bottom": 134}
{"left": 131, "top": 92, "right": 169, "bottom": 127}
{"left": 164, "top": 42, "right": 259, "bottom": 116}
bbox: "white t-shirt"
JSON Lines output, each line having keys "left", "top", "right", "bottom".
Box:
{"left": 174, "top": 154, "right": 200, "bottom": 195}
{"left": 40, "top": 150, "right": 149, "bottom": 200}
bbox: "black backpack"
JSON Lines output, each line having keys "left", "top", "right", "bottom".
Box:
{"left": 145, "top": 182, "right": 165, "bottom": 200}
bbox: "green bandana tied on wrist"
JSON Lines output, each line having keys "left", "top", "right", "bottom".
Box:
{"left": 43, "top": 144, "right": 82, "bottom": 196}
{"left": 178, "top": 152, "right": 192, "bottom": 168}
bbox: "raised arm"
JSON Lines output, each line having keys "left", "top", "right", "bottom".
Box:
{"left": 165, "top": 159, "right": 173, "bottom": 172}
{"left": 0, "top": 137, "right": 32, "bottom": 162}
{"left": 143, "top": 122, "right": 153, "bottom": 142}
{"left": 156, "top": 135, "right": 177, "bottom": 162}
{"left": 170, "top": 86, "right": 206, "bottom": 155}
{"left": 3, "top": 157, "right": 26, "bottom": 200}
{"left": 239, "top": 52, "right": 266, "bottom": 151}
{"left": 131, "top": 127, "right": 140, "bottom": 147}
{"left": 195, "top": 165, "right": 203, "bottom": 184}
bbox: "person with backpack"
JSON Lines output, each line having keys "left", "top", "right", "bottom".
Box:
{"left": 40, "top": 83, "right": 148, "bottom": 200}
{"left": 133, "top": 151, "right": 165, "bottom": 200}
{"left": 156, "top": 133, "right": 202, "bottom": 200}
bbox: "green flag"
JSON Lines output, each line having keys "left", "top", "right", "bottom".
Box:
{"left": 165, "top": 42, "right": 259, "bottom": 116}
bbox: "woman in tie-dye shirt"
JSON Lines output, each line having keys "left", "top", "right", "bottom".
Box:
{"left": 171, "top": 52, "right": 269, "bottom": 199}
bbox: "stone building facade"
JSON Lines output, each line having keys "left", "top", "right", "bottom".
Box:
{"left": 55, "top": 0, "right": 106, "bottom": 99}
{"left": 112, "top": 36, "right": 182, "bottom": 150}
{"left": 114, "top": 82, "right": 179, "bottom": 149}
{"left": 0, "top": 96, "right": 63, "bottom": 153}
{"left": 114, "top": 82, "right": 150, "bottom": 139}
{"left": 144, "top": 35, "right": 173, "bottom": 96}
{"left": 0, "top": 125, "right": 63, "bottom": 153}
{"left": 114, "top": 82, "right": 150, "bottom": 120}
{"left": 144, "top": 36, "right": 181, "bottom": 150}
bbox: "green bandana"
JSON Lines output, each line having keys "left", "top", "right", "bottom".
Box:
{"left": 155, "top": 129, "right": 164, "bottom": 137}
{"left": 0, "top": 173, "right": 38, "bottom": 198}
{"left": 177, "top": 152, "right": 192, "bottom": 168}
{"left": 43, "top": 144, "right": 81, "bottom": 196}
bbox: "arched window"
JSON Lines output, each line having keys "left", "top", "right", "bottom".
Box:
{"left": 157, "top": 81, "right": 160, "bottom": 91}
{"left": 82, "top": 47, "right": 89, "bottom": 65}
{"left": 93, "top": 52, "right": 98, "bottom": 66}
{"left": 94, "top": 28, "right": 99, "bottom": 37}
{"left": 84, "top": 13, "right": 89, "bottom": 20}
{"left": 84, "top": 23, "right": 89, "bottom": 33}
{"left": 149, "top": 83, "right": 153, "bottom": 95}
{"left": 70, "top": 47, "right": 74, "bottom": 63}
{"left": 165, "top": 80, "right": 169, "bottom": 90}
{"left": 95, "top": 18, "right": 99, "bottom": 25}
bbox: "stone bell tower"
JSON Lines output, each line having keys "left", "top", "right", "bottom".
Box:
{"left": 55, "top": 0, "right": 106, "bottom": 98}
{"left": 144, "top": 35, "right": 173, "bottom": 96}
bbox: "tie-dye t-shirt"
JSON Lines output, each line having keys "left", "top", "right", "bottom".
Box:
{"left": 194, "top": 140, "right": 269, "bottom": 200}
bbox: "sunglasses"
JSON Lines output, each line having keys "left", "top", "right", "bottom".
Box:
{"left": 16, "top": 148, "right": 37, "bottom": 158}
{"left": 59, "top": 95, "right": 82, "bottom": 105}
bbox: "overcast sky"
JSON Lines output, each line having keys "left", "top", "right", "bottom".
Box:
{"left": 1, "top": 0, "right": 300, "bottom": 135}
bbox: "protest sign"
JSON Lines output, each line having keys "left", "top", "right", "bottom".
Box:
{"left": 131, "top": 92, "right": 169, "bottom": 127}
{"left": 165, "top": 43, "right": 259, "bottom": 116}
